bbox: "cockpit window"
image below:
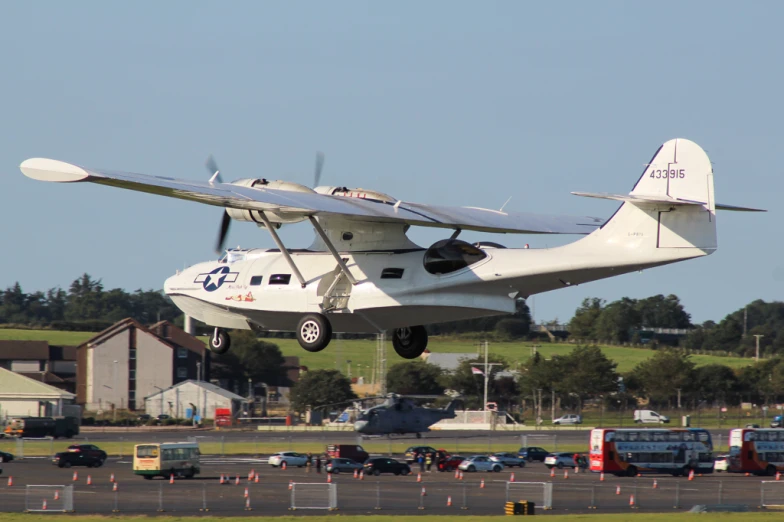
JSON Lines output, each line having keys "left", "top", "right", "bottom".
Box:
{"left": 423, "top": 239, "right": 488, "bottom": 275}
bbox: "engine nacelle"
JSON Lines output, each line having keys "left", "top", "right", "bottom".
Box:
{"left": 315, "top": 186, "right": 397, "bottom": 204}
{"left": 227, "top": 178, "right": 316, "bottom": 226}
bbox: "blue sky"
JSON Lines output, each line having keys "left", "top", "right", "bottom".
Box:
{"left": 2, "top": 1, "right": 779, "bottom": 325}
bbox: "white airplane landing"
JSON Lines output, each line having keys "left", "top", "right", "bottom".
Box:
{"left": 20, "top": 138, "right": 763, "bottom": 359}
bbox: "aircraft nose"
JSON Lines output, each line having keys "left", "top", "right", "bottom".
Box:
{"left": 163, "top": 270, "right": 190, "bottom": 295}
{"left": 354, "top": 421, "right": 367, "bottom": 432}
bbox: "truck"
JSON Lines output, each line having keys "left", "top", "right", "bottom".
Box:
{"left": 3, "top": 417, "right": 80, "bottom": 438}
{"left": 326, "top": 444, "right": 369, "bottom": 463}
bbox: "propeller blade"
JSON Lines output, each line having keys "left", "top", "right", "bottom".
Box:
{"left": 215, "top": 209, "right": 231, "bottom": 254}
{"left": 205, "top": 154, "right": 222, "bottom": 184}
{"left": 313, "top": 151, "right": 325, "bottom": 187}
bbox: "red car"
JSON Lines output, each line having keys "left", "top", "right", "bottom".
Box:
{"left": 438, "top": 455, "right": 466, "bottom": 472}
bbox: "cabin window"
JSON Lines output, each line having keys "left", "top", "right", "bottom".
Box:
{"left": 381, "top": 268, "right": 405, "bottom": 279}
{"left": 342, "top": 232, "right": 354, "bottom": 241}
{"left": 269, "top": 274, "right": 291, "bottom": 285}
{"left": 423, "top": 239, "right": 488, "bottom": 275}
{"left": 250, "top": 276, "right": 263, "bottom": 286}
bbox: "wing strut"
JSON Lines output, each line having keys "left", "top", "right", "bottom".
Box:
{"left": 257, "top": 211, "right": 307, "bottom": 288}
{"left": 309, "top": 217, "right": 358, "bottom": 285}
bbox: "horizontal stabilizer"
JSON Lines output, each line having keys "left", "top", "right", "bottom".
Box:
{"left": 572, "top": 192, "right": 765, "bottom": 212}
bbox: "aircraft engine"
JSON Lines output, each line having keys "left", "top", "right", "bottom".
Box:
{"left": 227, "top": 178, "right": 316, "bottom": 226}
{"left": 315, "top": 186, "right": 397, "bottom": 204}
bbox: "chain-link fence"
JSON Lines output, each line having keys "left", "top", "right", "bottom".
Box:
{"left": 24, "top": 485, "right": 73, "bottom": 512}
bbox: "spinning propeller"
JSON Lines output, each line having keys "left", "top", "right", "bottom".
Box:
{"left": 207, "top": 152, "right": 325, "bottom": 254}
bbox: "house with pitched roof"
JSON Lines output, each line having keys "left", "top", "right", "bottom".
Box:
{"left": 0, "top": 367, "right": 76, "bottom": 420}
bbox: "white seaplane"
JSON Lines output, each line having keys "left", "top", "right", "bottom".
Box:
{"left": 20, "top": 139, "right": 762, "bottom": 358}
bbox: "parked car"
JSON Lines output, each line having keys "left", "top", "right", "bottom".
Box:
{"left": 268, "top": 452, "right": 308, "bottom": 468}
{"left": 438, "top": 455, "right": 465, "bottom": 472}
{"left": 363, "top": 457, "right": 411, "bottom": 476}
{"left": 404, "top": 446, "right": 439, "bottom": 464}
{"left": 326, "top": 444, "right": 369, "bottom": 463}
{"left": 771, "top": 416, "right": 783, "bottom": 428}
{"left": 553, "top": 414, "right": 582, "bottom": 425}
{"left": 490, "top": 452, "right": 526, "bottom": 468}
{"left": 0, "top": 450, "right": 13, "bottom": 462}
{"left": 326, "top": 458, "right": 364, "bottom": 474}
{"left": 544, "top": 452, "right": 576, "bottom": 469}
{"left": 458, "top": 455, "right": 503, "bottom": 473}
{"left": 633, "top": 410, "right": 670, "bottom": 424}
{"left": 713, "top": 455, "right": 730, "bottom": 472}
{"left": 518, "top": 447, "right": 550, "bottom": 462}
{"left": 52, "top": 444, "right": 107, "bottom": 468}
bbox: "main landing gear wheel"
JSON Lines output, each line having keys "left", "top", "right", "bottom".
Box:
{"left": 392, "top": 325, "right": 428, "bottom": 359}
{"left": 210, "top": 328, "right": 231, "bottom": 355}
{"left": 296, "top": 313, "right": 332, "bottom": 352}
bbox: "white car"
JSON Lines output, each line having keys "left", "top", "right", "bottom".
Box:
{"left": 458, "top": 455, "right": 503, "bottom": 472}
{"left": 553, "top": 414, "right": 582, "bottom": 425}
{"left": 714, "top": 455, "right": 729, "bottom": 472}
{"left": 544, "top": 452, "right": 577, "bottom": 469}
{"left": 268, "top": 451, "right": 308, "bottom": 468}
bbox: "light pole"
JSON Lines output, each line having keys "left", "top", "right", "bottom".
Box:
{"left": 754, "top": 334, "right": 764, "bottom": 362}
{"left": 113, "top": 360, "right": 119, "bottom": 422}
{"left": 472, "top": 341, "right": 502, "bottom": 424}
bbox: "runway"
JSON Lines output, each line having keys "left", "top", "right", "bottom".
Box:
{"left": 0, "top": 455, "right": 771, "bottom": 515}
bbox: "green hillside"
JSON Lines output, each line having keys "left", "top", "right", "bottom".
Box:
{"left": 0, "top": 328, "right": 756, "bottom": 374}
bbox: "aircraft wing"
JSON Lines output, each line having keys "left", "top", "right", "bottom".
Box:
{"left": 20, "top": 158, "right": 603, "bottom": 234}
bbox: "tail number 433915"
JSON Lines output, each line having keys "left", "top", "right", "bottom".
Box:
{"left": 650, "top": 169, "right": 685, "bottom": 179}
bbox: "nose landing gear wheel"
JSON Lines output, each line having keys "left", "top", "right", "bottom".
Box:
{"left": 209, "top": 328, "right": 231, "bottom": 354}
{"left": 391, "top": 325, "right": 428, "bottom": 359}
{"left": 296, "top": 313, "right": 332, "bottom": 352}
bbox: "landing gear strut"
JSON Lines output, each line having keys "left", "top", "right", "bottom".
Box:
{"left": 392, "top": 325, "right": 428, "bottom": 359}
{"left": 209, "top": 328, "right": 231, "bottom": 354}
{"left": 296, "top": 313, "right": 332, "bottom": 353}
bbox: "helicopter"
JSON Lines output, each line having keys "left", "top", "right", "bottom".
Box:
{"left": 341, "top": 394, "right": 460, "bottom": 437}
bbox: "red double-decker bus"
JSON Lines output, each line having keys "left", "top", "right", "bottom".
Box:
{"left": 589, "top": 428, "right": 714, "bottom": 477}
{"left": 728, "top": 428, "right": 784, "bottom": 475}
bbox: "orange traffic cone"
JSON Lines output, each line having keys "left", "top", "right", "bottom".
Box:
{"left": 281, "top": 461, "right": 287, "bottom": 470}
{"left": 54, "top": 491, "right": 60, "bottom": 501}
{"left": 616, "top": 485, "right": 621, "bottom": 495}
{"left": 113, "top": 482, "right": 118, "bottom": 492}
{"left": 234, "top": 475, "right": 240, "bottom": 485}
{"left": 421, "top": 486, "right": 427, "bottom": 497}
{"left": 6, "top": 476, "right": 12, "bottom": 486}
{"left": 745, "top": 472, "right": 751, "bottom": 477}
{"left": 86, "top": 475, "right": 92, "bottom": 485}
{"left": 600, "top": 472, "right": 605, "bottom": 482}
{"left": 327, "top": 473, "right": 332, "bottom": 483}
{"left": 454, "top": 469, "right": 460, "bottom": 479}
{"left": 653, "top": 479, "right": 658, "bottom": 489}
{"left": 353, "top": 469, "right": 358, "bottom": 479}
{"left": 244, "top": 487, "right": 249, "bottom": 498}
{"left": 417, "top": 472, "right": 422, "bottom": 482}
{"left": 249, "top": 469, "right": 255, "bottom": 481}
{"left": 245, "top": 497, "right": 252, "bottom": 511}
{"left": 72, "top": 471, "right": 78, "bottom": 481}
{"left": 550, "top": 467, "right": 555, "bottom": 478}
{"left": 574, "top": 466, "right": 579, "bottom": 474}
{"left": 359, "top": 471, "right": 365, "bottom": 480}
{"left": 480, "top": 478, "right": 485, "bottom": 489}
{"left": 288, "top": 481, "right": 293, "bottom": 491}
{"left": 629, "top": 494, "right": 636, "bottom": 508}
{"left": 219, "top": 474, "right": 225, "bottom": 484}
{"left": 42, "top": 500, "right": 47, "bottom": 510}
{"left": 447, "top": 495, "right": 452, "bottom": 507}
{"left": 458, "top": 471, "right": 464, "bottom": 480}
{"left": 510, "top": 472, "right": 515, "bottom": 483}
{"left": 563, "top": 469, "right": 569, "bottom": 479}
{"left": 110, "top": 473, "right": 115, "bottom": 483}
{"left": 777, "top": 471, "right": 782, "bottom": 481}
{"left": 254, "top": 474, "right": 259, "bottom": 484}
{"left": 688, "top": 469, "right": 695, "bottom": 481}
{"left": 170, "top": 474, "right": 175, "bottom": 484}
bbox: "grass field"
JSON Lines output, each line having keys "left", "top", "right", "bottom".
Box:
{"left": 0, "top": 439, "right": 586, "bottom": 457}
{"left": 0, "top": 329, "right": 756, "bottom": 374}
{"left": 0, "top": 513, "right": 779, "bottom": 521}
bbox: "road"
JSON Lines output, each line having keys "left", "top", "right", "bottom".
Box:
{"left": 0, "top": 455, "right": 769, "bottom": 515}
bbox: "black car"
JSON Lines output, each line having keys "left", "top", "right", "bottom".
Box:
{"left": 52, "top": 444, "right": 107, "bottom": 468}
{"left": 364, "top": 457, "right": 411, "bottom": 476}
{"left": 0, "top": 451, "right": 13, "bottom": 463}
{"left": 518, "top": 446, "right": 550, "bottom": 462}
